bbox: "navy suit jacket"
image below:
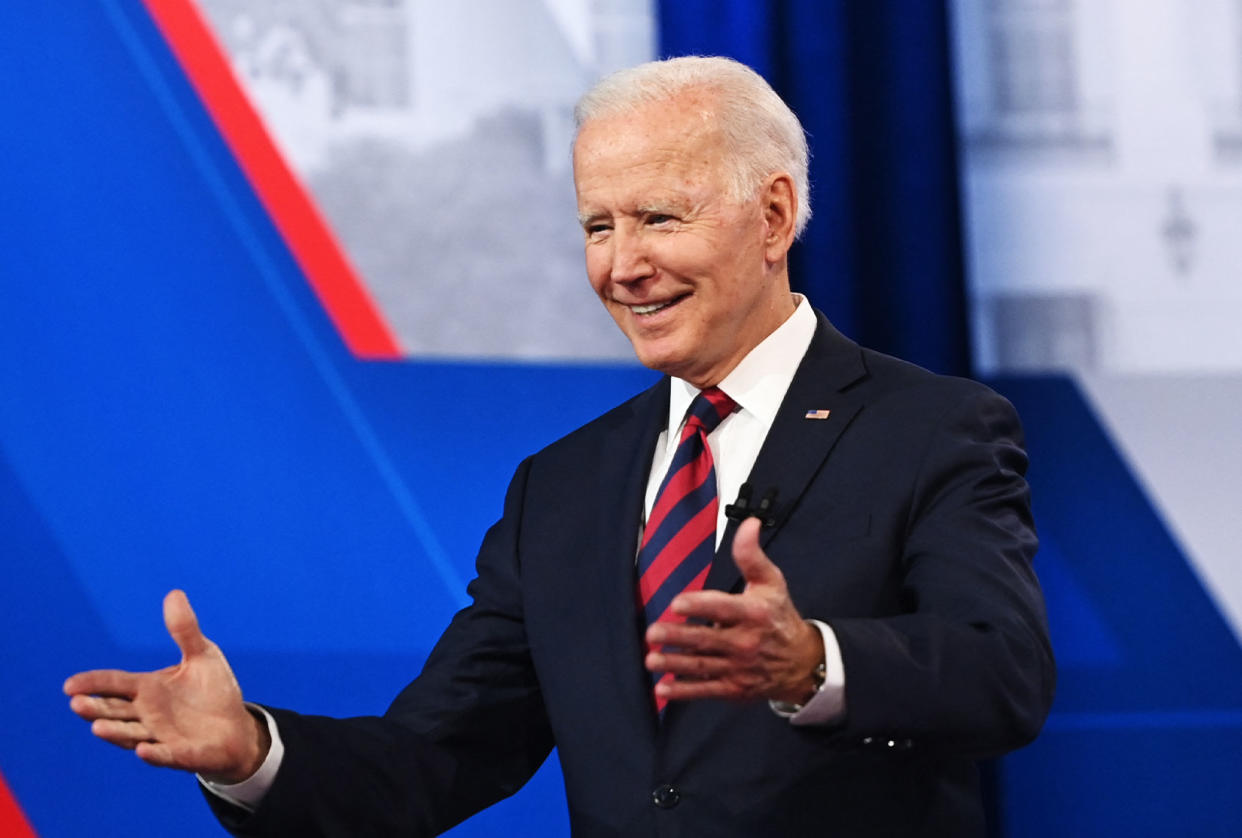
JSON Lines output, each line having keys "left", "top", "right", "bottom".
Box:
{"left": 210, "top": 313, "right": 1055, "bottom": 837}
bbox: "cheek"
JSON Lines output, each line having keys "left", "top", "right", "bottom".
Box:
{"left": 584, "top": 248, "right": 611, "bottom": 296}
{"left": 653, "top": 237, "right": 722, "bottom": 280}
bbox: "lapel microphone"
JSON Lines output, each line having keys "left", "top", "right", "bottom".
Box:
{"left": 724, "top": 482, "right": 779, "bottom": 528}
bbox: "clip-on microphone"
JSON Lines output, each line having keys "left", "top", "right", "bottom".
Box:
{"left": 724, "top": 482, "right": 779, "bottom": 528}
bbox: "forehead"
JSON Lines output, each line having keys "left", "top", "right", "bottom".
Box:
{"left": 573, "top": 97, "right": 730, "bottom": 208}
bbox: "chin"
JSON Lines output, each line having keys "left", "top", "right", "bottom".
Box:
{"left": 631, "top": 345, "right": 686, "bottom": 376}
{"left": 622, "top": 324, "right": 702, "bottom": 377}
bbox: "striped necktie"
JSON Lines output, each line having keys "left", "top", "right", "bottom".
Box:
{"left": 638, "top": 386, "right": 737, "bottom": 712}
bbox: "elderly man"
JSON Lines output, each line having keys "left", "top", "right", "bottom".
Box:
{"left": 66, "top": 56, "right": 1054, "bottom": 837}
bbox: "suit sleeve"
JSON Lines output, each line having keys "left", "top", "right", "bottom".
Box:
{"left": 826, "top": 385, "right": 1056, "bottom": 758}
{"left": 206, "top": 457, "right": 554, "bottom": 837}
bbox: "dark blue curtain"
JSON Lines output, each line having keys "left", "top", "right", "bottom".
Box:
{"left": 658, "top": 0, "right": 972, "bottom": 377}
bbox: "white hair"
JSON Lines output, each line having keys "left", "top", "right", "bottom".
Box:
{"left": 574, "top": 55, "right": 812, "bottom": 238}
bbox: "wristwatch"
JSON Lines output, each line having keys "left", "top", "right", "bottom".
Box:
{"left": 772, "top": 660, "right": 827, "bottom": 715}
{"left": 802, "top": 660, "right": 828, "bottom": 707}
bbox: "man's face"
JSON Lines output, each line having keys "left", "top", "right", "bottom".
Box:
{"left": 573, "top": 95, "right": 793, "bottom": 388}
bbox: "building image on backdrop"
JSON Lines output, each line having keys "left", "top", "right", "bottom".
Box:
{"left": 197, "top": 0, "right": 654, "bottom": 361}
{"left": 952, "top": 0, "right": 1242, "bottom": 649}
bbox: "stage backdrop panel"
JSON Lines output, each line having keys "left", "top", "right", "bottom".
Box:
{"left": 952, "top": 0, "right": 1242, "bottom": 834}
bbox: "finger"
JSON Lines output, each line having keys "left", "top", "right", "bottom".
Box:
{"left": 135, "top": 741, "right": 178, "bottom": 769}
{"left": 669, "top": 590, "right": 753, "bottom": 626}
{"left": 164, "top": 589, "right": 209, "bottom": 659}
{"left": 655, "top": 677, "right": 743, "bottom": 702}
{"left": 647, "top": 650, "right": 732, "bottom": 679}
{"left": 732, "top": 517, "right": 783, "bottom": 588}
{"left": 646, "top": 622, "right": 731, "bottom": 654}
{"left": 69, "top": 694, "right": 141, "bottom": 722}
{"left": 90, "top": 718, "right": 154, "bottom": 749}
{"left": 63, "top": 669, "right": 140, "bottom": 699}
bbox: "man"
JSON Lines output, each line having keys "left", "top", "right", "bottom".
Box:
{"left": 65, "top": 56, "right": 1054, "bottom": 836}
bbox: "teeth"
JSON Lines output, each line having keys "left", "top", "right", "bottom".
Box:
{"left": 632, "top": 300, "right": 672, "bottom": 315}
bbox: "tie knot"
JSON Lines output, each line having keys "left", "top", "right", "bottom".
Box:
{"left": 684, "top": 387, "right": 737, "bottom": 437}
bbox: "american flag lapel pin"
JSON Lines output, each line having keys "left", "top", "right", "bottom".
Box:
{"left": 804, "top": 408, "right": 831, "bottom": 420}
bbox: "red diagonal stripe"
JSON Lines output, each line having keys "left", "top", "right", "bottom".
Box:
{"left": 0, "top": 769, "right": 37, "bottom": 838}
{"left": 642, "top": 458, "right": 711, "bottom": 548}
{"left": 638, "top": 503, "right": 716, "bottom": 603}
{"left": 140, "top": 0, "right": 402, "bottom": 359}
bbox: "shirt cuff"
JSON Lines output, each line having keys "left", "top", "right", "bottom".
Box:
{"left": 769, "top": 619, "right": 847, "bottom": 725}
{"left": 198, "top": 703, "right": 285, "bottom": 812}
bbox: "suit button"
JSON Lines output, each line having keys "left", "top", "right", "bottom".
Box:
{"left": 651, "top": 784, "right": 680, "bottom": 809}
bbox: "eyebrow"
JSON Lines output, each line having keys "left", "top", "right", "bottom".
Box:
{"left": 635, "top": 202, "right": 679, "bottom": 215}
{"left": 577, "top": 199, "right": 688, "bottom": 228}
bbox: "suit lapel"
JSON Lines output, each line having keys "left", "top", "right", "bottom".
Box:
{"left": 705, "top": 314, "right": 869, "bottom": 594}
{"left": 595, "top": 377, "right": 669, "bottom": 734}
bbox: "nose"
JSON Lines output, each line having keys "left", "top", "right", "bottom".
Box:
{"left": 609, "top": 226, "right": 654, "bottom": 286}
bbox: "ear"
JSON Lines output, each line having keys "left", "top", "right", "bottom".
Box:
{"left": 760, "top": 173, "right": 798, "bottom": 263}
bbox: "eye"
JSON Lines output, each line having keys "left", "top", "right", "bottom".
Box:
{"left": 584, "top": 222, "right": 612, "bottom": 238}
{"left": 646, "top": 213, "right": 675, "bottom": 226}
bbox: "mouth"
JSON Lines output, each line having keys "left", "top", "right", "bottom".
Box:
{"left": 629, "top": 294, "right": 689, "bottom": 316}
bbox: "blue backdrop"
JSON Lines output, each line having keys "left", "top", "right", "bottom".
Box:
{"left": 1, "top": 1, "right": 1239, "bottom": 836}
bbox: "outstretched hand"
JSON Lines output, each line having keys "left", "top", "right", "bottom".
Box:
{"left": 645, "top": 517, "right": 824, "bottom": 705}
{"left": 64, "top": 590, "right": 269, "bottom": 784}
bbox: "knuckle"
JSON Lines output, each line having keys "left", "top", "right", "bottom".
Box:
{"left": 735, "top": 634, "right": 761, "bottom": 656}
{"left": 739, "top": 601, "right": 766, "bottom": 625}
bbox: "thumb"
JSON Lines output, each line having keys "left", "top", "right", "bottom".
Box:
{"left": 164, "top": 589, "right": 209, "bottom": 659}
{"left": 732, "top": 517, "right": 782, "bottom": 588}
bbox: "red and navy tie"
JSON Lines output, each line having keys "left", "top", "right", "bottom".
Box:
{"left": 638, "top": 386, "right": 737, "bottom": 712}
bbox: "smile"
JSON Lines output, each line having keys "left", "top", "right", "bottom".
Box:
{"left": 630, "top": 295, "right": 687, "bottom": 316}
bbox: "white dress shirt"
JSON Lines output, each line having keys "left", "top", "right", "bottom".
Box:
{"left": 204, "top": 296, "right": 846, "bottom": 810}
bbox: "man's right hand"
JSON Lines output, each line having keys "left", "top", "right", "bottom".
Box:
{"left": 64, "top": 590, "right": 270, "bottom": 784}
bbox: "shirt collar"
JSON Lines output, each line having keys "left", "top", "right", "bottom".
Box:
{"left": 666, "top": 294, "right": 817, "bottom": 435}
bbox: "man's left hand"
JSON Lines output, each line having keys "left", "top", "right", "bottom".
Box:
{"left": 645, "top": 517, "right": 824, "bottom": 704}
